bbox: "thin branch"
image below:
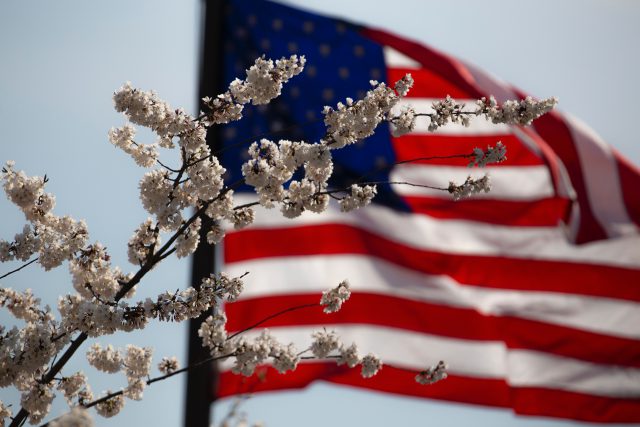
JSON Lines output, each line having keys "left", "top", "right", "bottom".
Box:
{"left": 0, "top": 258, "right": 39, "bottom": 280}
{"left": 227, "top": 303, "right": 317, "bottom": 340}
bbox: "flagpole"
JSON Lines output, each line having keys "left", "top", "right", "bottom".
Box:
{"left": 185, "top": 1, "right": 226, "bottom": 426}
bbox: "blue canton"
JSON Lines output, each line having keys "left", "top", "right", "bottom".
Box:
{"left": 221, "top": 0, "right": 409, "bottom": 211}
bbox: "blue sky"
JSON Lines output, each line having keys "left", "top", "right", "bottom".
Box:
{"left": 0, "top": 1, "right": 638, "bottom": 426}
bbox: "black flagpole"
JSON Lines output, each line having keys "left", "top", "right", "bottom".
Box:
{"left": 185, "top": 1, "right": 226, "bottom": 426}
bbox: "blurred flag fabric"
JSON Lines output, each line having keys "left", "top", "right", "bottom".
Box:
{"left": 212, "top": 0, "right": 640, "bottom": 423}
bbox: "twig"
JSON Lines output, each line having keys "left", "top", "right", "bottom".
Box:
{"left": 0, "top": 258, "right": 39, "bottom": 280}
{"left": 227, "top": 303, "right": 317, "bottom": 340}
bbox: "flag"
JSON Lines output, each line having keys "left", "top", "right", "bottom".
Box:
{"left": 213, "top": 0, "right": 640, "bottom": 423}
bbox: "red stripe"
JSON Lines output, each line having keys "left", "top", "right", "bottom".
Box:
{"left": 392, "top": 134, "right": 544, "bottom": 167}
{"left": 216, "top": 363, "right": 510, "bottom": 408}
{"left": 225, "top": 293, "right": 640, "bottom": 367}
{"left": 363, "top": 28, "right": 484, "bottom": 99}
{"left": 387, "top": 68, "right": 472, "bottom": 99}
{"left": 224, "top": 224, "right": 640, "bottom": 302}
{"left": 216, "top": 362, "right": 640, "bottom": 423}
{"left": 615, "top": 150, "right": 640, "bottom": 229}
{"left": 522, "top": 100, "right": 608, "bottom": 243}
{"left": 403, "top": 195, "right": 570, "bottom": 227}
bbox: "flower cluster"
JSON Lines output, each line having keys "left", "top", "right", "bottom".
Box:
{"left": 1, "top": 162, "right": 89, "bottom": 270}
{"left": 320, "top": 280, "right": 351, "bottom": 313}
{"left": 469, "top": 142, "right": 507, "bottom": 167}
{"left": 448, "top": 174, "right": 491, "bottom": 200}
{"left": 339, "top": 184, "right": 377, "bottom": 213}
{"left": 415, "top": 360, "right": 448, "bottom": 385}
{"left": 157, "top": 356, "right": 179, "bottom": 375}
{"left": 56, "top": 372, "right": 89, "bottom": 404}
{"left": 108, "top": 124, "right": 158, "bottom": 168}
{"left": 323, "top": 75, "right": 414, "bottom": 149}
{"left": 476, "top": 95, "right": 558, "bottom": 126}
{"left": 415, "top": 94, "right": 557, "bottom": 133}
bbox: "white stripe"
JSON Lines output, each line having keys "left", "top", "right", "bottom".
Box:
{"left": 389, "top": 164, "right": 555, "bottom": 200}
{"left": 230, "top": 194, "right": 640, "bottom": 267}
{"left": 509, "top": 350, "right": 640, "bottom": 398}
{"left": 565, "top": 114, "right": 638, "bottom": 238}
{"left": 219, "top": 325, "right": 640, "bottom": 397}
{"left": 220, "top": 325, "right": 506, "bottom": 378}
{"left": 227, "top": 255, "right": 640, "bottom": 340}
{"left": 392, "top": 98, "right": 511, "bottom": 135}
{"left": 383, "top": 46, "right": 421, "bottom": 69}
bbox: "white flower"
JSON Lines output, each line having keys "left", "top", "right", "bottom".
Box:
{"left": 415, "top": 360, "right": 448, "bottom": 385}
{"left": 228, "top": 207, "right": 255, "bottom": 230}
{"left": 158, "top": 356, "right": 180, "bottom": 375}
{"left": 310, "top": 330, "right": 340, "bottom": 358}
{"left": 469, "top": 142, "right": 507, "bottom": 167}
{"left": 124, "top": 377, "right": 146, "bottom": 401}
{"left": 360, "top": 353, "right": 382, "bottom": 378}
{"left": 320, "top": 280, "right": 351, "bottom": 313}
{"left": 86, "top": 344, "right": 123, "bottom": 374}
{"left": 390, "top": 105, "right": 416, "bottom": 137}
{"left": 448, "top": 174, "right": 491, "bottom": 200}
{"left": 272, "top": 343, "right": 299, "bottom": 374}
{"left": 124, "top": 345, "right": 153, "bottom": 379}
{"left": 339, "top": 184, "right": 377, "bottom": 212}
{"left": 337, "top": 343, "right": 360, "bottom": 368}
{"left": 20, "top": 382, "right": 54, "bottom": 424}
{"left": 175, "top": 218, "right": 201, "bottom": 258}
{"left": 475, "top": 95, "right": 558, "bottom": 126}
{"left": 199, "top": 313, "right": 228, "bottom": 353}
{"left": 95, "top": 393, "right": 125, "bottom": 418}
{"left": 57, "top": 372, "right": 88, "bottom": 403}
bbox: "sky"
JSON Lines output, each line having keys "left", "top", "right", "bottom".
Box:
{"left": 0, "top": 1, "right": 638, "bottom": 426}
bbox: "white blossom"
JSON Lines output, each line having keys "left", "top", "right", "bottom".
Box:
{"left": 57, "top": 372, "right": 88, "bottom": 403}
{"left": 206, "top": 223, "right": 225, "bottom": 245}
{"left": 448, "top": 174, "right": 491, "bottom": 200}
{"left": 390, "top": 105, "right": 416, "bottom": 137}
{"left": 415, "top": 360, "right": 448, "bottom": 385}
{"left": 199, "top": 313, "right": 228, "bottom": 353}
{"left": 339, "top": 184, "right": 377, "bottom": 212}
{"left": 229, "top": 55, "right": 306, "bottom": 105}
{"left": 337, "top": 343, "right": 361, "bottom": 368}
{"left": 360, "top": 353, "right": 382, "bottom": 378}
{"left": 20, "top": 382, "right": 54, "bottom": 424}
{"left": 0, "top": 288, "right": 42, "bottom": 322}
{"left": 310, "top": 330, "right": 340, "bottom": 358}
{"left": 175, "top": 217, "right": 201, "bottom": 259}
{"left": 127, "top": 218, "right": 159, "bottom": 265}
{"left": 476, "top": 95, "right": 558, "bottom": 126}
{"left": 124, "top": 377, "right": 146, "bottom": 401}
{"left": 320, "top": 280, "right": 351, "bottom": 313}
{"left": 86, "top": 344, "right": 123, "bottom": 374}
{"left": 124, "top": 345, "right": 152, "bottom": 379}
{"left": 95, "top": 393, "right": 124, "bottom": 418}
{"left": 158, "top": 356, "right": 179, "bottom": 375}
{"left": 108, "top": 124, "right": 158, "bottom": 168}
{"left": 272, "top": 343, "right": 299, "bottom": 374}
{"left": 469, "top": 142, "right": 507, "bottom": 167}
{"left": 228, "top": 207, "right": 255, "bottom": 230}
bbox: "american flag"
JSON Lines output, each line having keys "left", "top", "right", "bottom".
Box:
{"left": 214, "top": 0, "right": 640, "bottom": 422}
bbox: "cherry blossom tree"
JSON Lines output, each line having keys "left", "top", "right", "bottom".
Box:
{"left": 0, "top": 55, "right": 555, "bottom": 427}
